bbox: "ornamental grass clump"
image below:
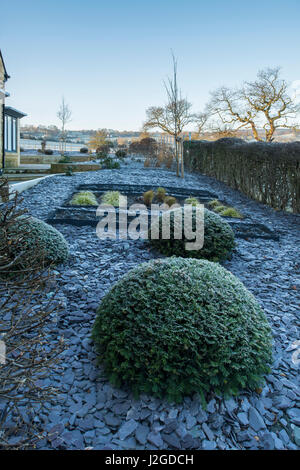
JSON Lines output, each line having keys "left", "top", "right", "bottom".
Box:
{"left": 70, "top": 191, "right": 98, "bottom": 206}
{"left": 101, "top": 191, "right": 126, "bottom": 207}
{"left": 143, "top": 190, "right": 155, "bottom": 206}
{"left": 164, "top": 196, "right": 177, "bottom": 207}
{"left": 149, "top": 206, "right": 235, "bottom": 261}
{"left": 184, "top": 196, "right": 200, "bottom": 206}
{"left": 219, "top": 207, "right": 243, "bottom": 218}
{"left": 92, "top": 258, "right": 272, "bottom": 403}
{"left": 156, "top": 187, "right": 166, "bottom": 202}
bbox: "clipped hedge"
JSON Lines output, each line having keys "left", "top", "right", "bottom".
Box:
{"left": 184, "top": 138, "right": 300, "bottom": 213}
{"left": 92, "top": 258, "right": 272, "bottom": 402}
{"left": 8, "top": 216, "right": 69, "bottom": 266}
{"left": 149, "top": 206, "right": 235, "bottom": 261}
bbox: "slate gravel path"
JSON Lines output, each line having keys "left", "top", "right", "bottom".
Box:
{"left": 13, "top": 160, "right": 300, "bottom": 450}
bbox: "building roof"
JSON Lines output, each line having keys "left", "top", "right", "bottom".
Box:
{"left": 4, "top": 106, "right": 27, "bottom": 119}
{"left": 0, "top": 49, "right": 10, "bottom": 81}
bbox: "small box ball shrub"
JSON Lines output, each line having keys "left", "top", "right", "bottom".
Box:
{"left": 7, "top": 216, "right": 69, "bottom": 266}
{"left": 80, "top": 147, "right": 88, "bottom": 153}
{"left": 70, "top": 191, "right": 98, "bottom": 206}
{"left": 149, "top": 207, "right": 235, "bottom": 261}
{"left": 44, "top": 149, "right": 53, "bottom": 155}
{"left": 92, "top": 258, "right": 272, "bottom": 402}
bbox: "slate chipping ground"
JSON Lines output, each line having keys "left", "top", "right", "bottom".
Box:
{"left": 12, "top": 160, "right": 300, "bottom": 450}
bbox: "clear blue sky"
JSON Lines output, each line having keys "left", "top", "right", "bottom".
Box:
{"left": 1, "top": 0, "right": 300, "bottom": 131}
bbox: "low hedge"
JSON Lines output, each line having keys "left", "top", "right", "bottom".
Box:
{"left": 92, "top": 258, "right": 272, "bottom": 402}
{"left": 149, "top": 206, "right": 235, "bottom": 261}
{"left": 184, "top": 139, "right": 300, "bottom": 213}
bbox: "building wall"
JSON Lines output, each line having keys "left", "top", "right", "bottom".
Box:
{"left": 0, "top": 58, "right": 5, "bottom": 169}
{"left": 5, "top": 120, "right": 20, "bottom": 168}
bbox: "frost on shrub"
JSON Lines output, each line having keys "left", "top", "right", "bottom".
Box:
{"left": 149, "top": 207, "right": 235, "bottom": 261}
{"left": 92, "top": 258, "right": 272, "bottom": 403}
{"left": 5, "top": 216, "right": 69, "bottom": 268}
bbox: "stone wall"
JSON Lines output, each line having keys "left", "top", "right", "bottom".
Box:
{"left": 50, "top": 163, "right": 101, "bottom": 173}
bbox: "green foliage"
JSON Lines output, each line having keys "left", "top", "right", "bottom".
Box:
{"left": 214, "top": 205, "right": 227, "bottom": 213}
{"left": 143, "top": 190, "right": 155, "bottom": 206}
{"left": 8, "top": 216, "right": 69, "bottom": 265}
{"left": 185, "top": 197, "right": 200, "bottom": 206}
{"left": 156, "top": 187, "right": 166, "bottom": 202}
{"left": 115, "top": 150, "right": 127, "bottom": 158}
{"left": 219, "top": 207, "right": 243, "bottom": 218}
{"left": 101, "top": 191, "right": 126, "bottom": 207}
{"left": 70, "top": 191, "right": 98, "bottom": 206}
{"left": 101, "top": 157, "right": 120, "bottom": 169}
{"left": 80, "top": 147, "right": 88, "bottom": 153}
{"left": 208, "top": 199, "right": 222, "bottom": 208}
{"left": 164, "top": 196, "right": 177, "bottom": 207}
{"left": 92, "top": 258, "right": 272, "bottom": 403}
{"left": 149, "top": 207, "right": 235, "bottom": 261}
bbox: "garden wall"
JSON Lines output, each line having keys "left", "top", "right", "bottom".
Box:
{"left": 183, "top": 138, "right": 300, "bottom": 213}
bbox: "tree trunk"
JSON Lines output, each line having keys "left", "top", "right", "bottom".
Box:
{"left": 175, "top": 139, "right": 179, "bottom": 177}
{"left": 180, "top": 141, "right": 184, "bottom": 178}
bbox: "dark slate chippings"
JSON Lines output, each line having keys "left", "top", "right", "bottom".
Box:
{"left": 10, "top": 160, "right": 299, "bottom": 450}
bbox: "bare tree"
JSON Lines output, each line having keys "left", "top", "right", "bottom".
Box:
{"left": 207, "top": 67, "right": 300, "bottom": 142}
{"left": 144, "top": 53, "right": 195, "bottom": 177}
{"left": 57, "top": 97, "right": 72, "bottom": 154}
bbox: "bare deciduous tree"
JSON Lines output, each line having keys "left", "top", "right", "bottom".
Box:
{"left": 207, "top": 67, "right": 300, "bottom": 142}
{"left": 57, "top": 97, "right": 72, "bottom": 154}
{"left": 144, "top": 53, "right": 195, "bottom": 177}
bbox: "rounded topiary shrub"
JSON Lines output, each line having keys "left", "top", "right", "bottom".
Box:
{"left": 9, "top": 216, "right": 69, "bottom": 266}
{"left": 92, "top": 258, "right": 272, "bottom": 403}
{"left": 149, "top": 206, "right": 235, "bottom": 261}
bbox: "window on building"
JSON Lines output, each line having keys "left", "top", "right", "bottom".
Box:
{"left": 4, "top": 115, "right": 17, "bottom": 152}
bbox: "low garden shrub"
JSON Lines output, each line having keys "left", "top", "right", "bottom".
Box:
{"left": 80, "top": 147, "right": 88, "bottom": 153}
{"left": 44, "top": 149, "right": 53, "bottom": 155}
{"left": 92, "top": 257, "right": 272, "bottom": 403}
{"left": 5, "top": 216, "right": 69, "bottom": 267}
{"left": 149, "top": 206, "right": 235, "bottom": 261}
{"left": 70, "top": 191, "right": 98, "bottom": 206}
{"left": 101, "top": 157, "right": 120, "bottom": 169}
{"left": 115, "top": 150, "right": 127, "bottom": 158}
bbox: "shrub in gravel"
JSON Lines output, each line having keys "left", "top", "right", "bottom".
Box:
{"left": 156, "top": 187, "right": 166, "bottom": 202}
{"left": 149, "top": 206, "right": 235, "bottom": 261}
{"left": 184, "top": 196, "right": 200, "bottom": 206}
{"left": 80, "top": 147, "right": 88, "bottom": 153}
{"left": 219, "top": 207, "right": 243, "bottom": 218}
{"left": 70, "top": 191, "right": 98, "bottom": 206}
{"left": 92, "top": 258, "right": 272, "bottom": 403}
{"left": 101, "top": 191, "right": 126, "bottom": 207}
{"left": 143, "top": 190, "right": 155, "bottom": 206}
{"left": 164, "top": 196, "right": 177, "bottom": 207}
{"left": 6, "top": 216, "right": 69, "bottom": 266}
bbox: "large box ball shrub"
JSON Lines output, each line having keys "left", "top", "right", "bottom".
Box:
{"left": 92, "top": 258, "right": 272, "bottom": 403}
{"left": 149, "top": 207, "right": 235, "bottom": 261}
{"left": 8, "top": 216, "right": 69, "bottom": 266}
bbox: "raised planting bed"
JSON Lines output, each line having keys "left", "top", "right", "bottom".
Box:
{"left": 50, "top": 163, "right": 101, "bottom": 173}
{"left": 46, "top": 183, "right": 279, "bottom": 240}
